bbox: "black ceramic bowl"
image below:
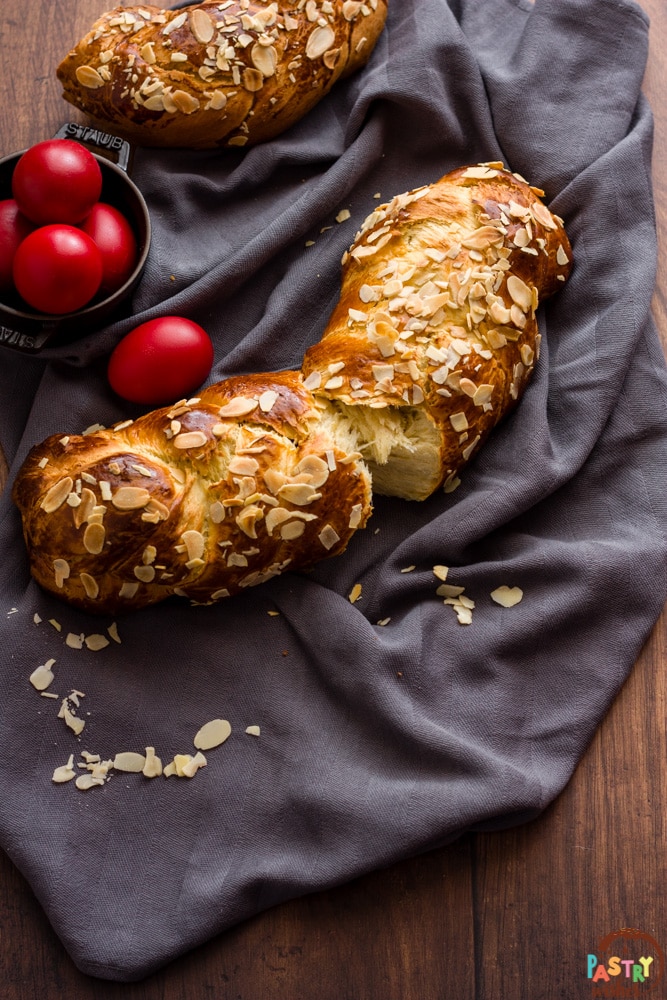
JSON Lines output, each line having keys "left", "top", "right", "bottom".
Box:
{"left": 0, "top": 124, "right": 151, "bottom": 353}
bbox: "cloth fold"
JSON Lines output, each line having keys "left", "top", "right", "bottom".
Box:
{"left": 1, "top": 0, "right": 665, "bottom": 981}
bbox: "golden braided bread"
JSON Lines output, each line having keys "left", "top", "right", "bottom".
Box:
{"left": 13, "top": 163, "right": 572, "bottom": 613}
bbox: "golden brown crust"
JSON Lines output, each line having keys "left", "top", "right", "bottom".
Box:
{"left": 302, "top": 163, "right": 573, "bottom": 498}
{"left": 12, "top": 370, "right": 373, "bottom": 614}
{"left": 55, "top": 0, "right": 388, "bottom": 150}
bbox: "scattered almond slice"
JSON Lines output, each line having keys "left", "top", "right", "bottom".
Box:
{"left": 349, "top": 583, "right": 362, "bottom": 604}
{"left": 75, "top": 773, "right": 105, "bottom": 791}
{"left": 245, "top": 725, "right": 261, "bottom": 737}
{"left": 436, "top": 583, "right": 465, "bottom": 598}
{"left": 490, "top": 585, "right": 523, "bottom": 608}
{"left": 143, "top": 746, "right": 163, "bottom": 778}
{"left": 163, "top": 752, "right": 207, "bottom": 778}
{"left": 113, "top": 751, "right": 146, "bottom": 773}
{"left": 194, "top": 718, "right": 232, "bottom": 751}
{"left": 29, "top": 658, "right": 55, "bottom": 691}
{"left": 181, "top": 751, "right": 207, "bottom": 778}
{"left": 58, "top": 698, "right": 85, "bottom": 736}
{"left": 433, "top": 565, "right": 449, "bottom": 582}
{"left": 107, "top": 622, "right": 121, "bottom": 644}
{"left": 85, "top": 634, "right": 109, "bottom": 651}
{"left": 52, "top": 755, "right": 76, "bottom": 784}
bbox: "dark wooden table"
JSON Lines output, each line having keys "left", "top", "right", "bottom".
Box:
{"left": 1, "top": 2, "right": 666, "bottom": 997}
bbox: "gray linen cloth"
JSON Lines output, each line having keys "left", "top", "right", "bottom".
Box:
{"left": 0, "top": 0, "right": 665, "bottom": 981}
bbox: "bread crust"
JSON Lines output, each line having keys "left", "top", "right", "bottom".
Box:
{"left": 56, "top": 0, "right": 388, "bottom": 150}
{"left": 12, "top": 371, "right": 373, "bottom": 613}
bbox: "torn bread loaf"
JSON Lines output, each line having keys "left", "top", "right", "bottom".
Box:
{"left": 303, "top": 162, "right": 572, "bottom": 499}
{"left": 12, "top": 163, "right": 572, "bottom": 614}
{"left": 12, "top": 371, "right": 372, "bottom": 613}
{"left": 55, "top": 0, "right": 388, "bottom": 149}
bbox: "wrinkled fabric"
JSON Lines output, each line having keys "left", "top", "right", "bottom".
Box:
{"left": 0, "top": 0, "right": 665, "bottom": 981}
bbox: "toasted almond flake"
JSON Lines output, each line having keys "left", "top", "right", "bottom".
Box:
{"left": 349, "top": 582, "right": 362, "bottom": 604}
{"left": 173, "top": 430, "right": 207, "bottom": 450}
{"left": 449, "top": 412, "right": 469, "bottom": 432}
{"left": 490, "top": 585, "right": 523, "bottom": 608}
{"left": 53, "top": 558, "right": 70, "bottom": 588}
{"left": 437, "top": 583, "right": 465, "bottom": 598}
{"left": 189, "top": 6, "right": 215, "bottom": 42}
{"left": 76, "top": 65, "right": 105, "bottom": 89}
{"left": 228, "top": 455, "right": 260, "bottom": 477}
{"left": 219, "top": 397, "right": 258, "bottom": 418}
{"left": 112, "top": 486, "right": 152, "bottom": 510}
{"left": 49, "top": 618, "right": 62, "bottom": 632}
{"left": 244, "top": 725, "right": 261, "bottom": 737}
{"left": 251, "top": 40, "right": 277, "bottom": 76}
{"left": 134, "top": 564, "right": 156, "bottom": 583}
{"left": 258, "top": 390, "right": 278, "bottom": 412}
{"left": 194, "top": 718, "right": 232, "bottom": 751}
{"left": 280, "top": 520, "right": 305, "bottom": 540}
{"left": 119, "top": 581, "right": 140, "bottom": 599}
{"left": 294, "top": 455, "right": 330, "bottom": 488}
{"left": 433, "top": 565, "right": 449, "bottom": 582}
{"left": 65, "top": 633, "right": 84, "bottom": 650}
{"left": 40, "top": 477, "right": 73, "bottom": 513}
{"left": 80, "top": 573, "right": 100, "bottom": 601}
{"left": 277, "top": 483, "right": 321, "bottom": 506}
{"left": 530, "top": 200, "right": 558, "bottom": 230}
{"left": 113, "top": 751, "right": 147, "bottom": 773}
{"left": 172, "top": 89, "right": 200, "bottom": 114}
{"left": 107, "top": 622, "right": 121, "bottom": 644}
{"left": 556, "top": 244, "right": 570, "bottom": 266}
{"left": 306, "top": 23, "right": 336, "bottom": 58}
{"left": 318, "top": 524, "right": 340, "bottom": 550}
{"left": 473, "top": 384, "right": 494, "bottom": 407}
{"left": 506, "top": 274, "right": 532, "bottom": 312}
{"left": 336, "top": 208, "right": 351, "bottom": 223}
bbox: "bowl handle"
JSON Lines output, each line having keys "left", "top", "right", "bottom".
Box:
{"left": 53, "top": 122, "right": 132, "bottom": 173}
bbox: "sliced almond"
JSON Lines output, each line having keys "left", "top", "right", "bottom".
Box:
{"left": 193, "top": 718, "right": 232, "bottom": 751}
{"left": 75, "top": 65, "right": 105, "bottom": 89}
{"left": 490, "top": 585, "right": 523, "bottom": 608}
{"left": 189, "top": 6, "right": 215, "bottom": 43}
{"left": 306, "top": 24, "right": 336, "bottom": 60}
{"left": 112, "top": 486, "right": 151, "bottom": 510}
{"left": 173, "top": 430, "right": 207, "bottom": 450}
{"left": 40, "top": 477, "right": 73, "bottom": 513}
{"left": 113, "top": 751, "right": 147, "bottom": 773}
{"left": 29, "top": 659, "right": 55, "bottom": 691}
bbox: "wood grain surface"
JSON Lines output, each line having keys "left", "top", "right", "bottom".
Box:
{"left": 1, "top": 2, "right": 666, "bottom": 998}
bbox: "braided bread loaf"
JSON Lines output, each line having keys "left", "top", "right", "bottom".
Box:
{"left": 56, "top": 0, "right": 388, "bottom": 149}
{"left": 12, "top": 163, "right": 572, "bottom": 614}
{"left": 302, "top": 162, "right": 572, "bottom": 499}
